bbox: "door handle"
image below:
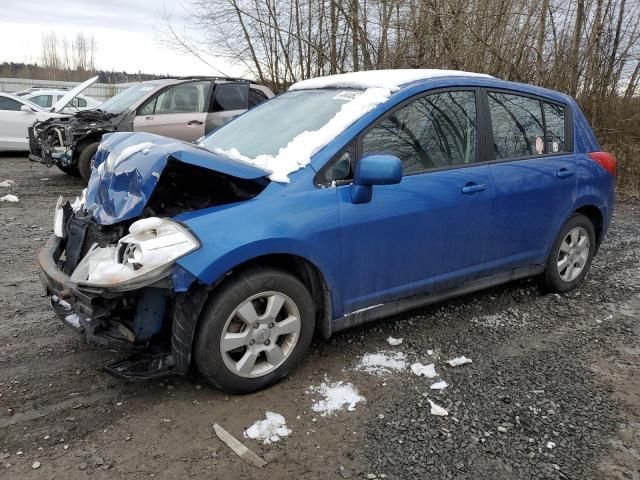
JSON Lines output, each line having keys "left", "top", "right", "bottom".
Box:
{"left": 461, "top": 183, "right": 487, "bottom": 194}
{"left": 188, "top": 120, "right": 204, "bottom": 126}
{"left": 556, "top": 168, "right": 574, "bottom": 178}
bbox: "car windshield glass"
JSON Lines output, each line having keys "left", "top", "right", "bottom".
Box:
{"left": 99, "top": 84, "right": 159, "bottom": 114}
{"left": 200, "top": 89, "right": 361, "bottom": 159}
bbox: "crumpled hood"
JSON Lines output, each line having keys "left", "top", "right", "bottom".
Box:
{"left": 86, "top": 132, "right": 270, "bottom": 225}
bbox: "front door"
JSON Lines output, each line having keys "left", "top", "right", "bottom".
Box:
{"left": 133, "top": 81, "right": 212, "bottom": 142}
{"left": 333, "top": 89, "right": 493, "bottom": 314}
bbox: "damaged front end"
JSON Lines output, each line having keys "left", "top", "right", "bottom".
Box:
{"left": 29, "top": 110, "right": 117, "bottom": 168}
{"left": 38, "top": 132, "right": 270, "bottom": 380}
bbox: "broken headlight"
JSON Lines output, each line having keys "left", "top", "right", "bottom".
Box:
{"left": 70, "top": 217, "right": 199, "bottom": 290}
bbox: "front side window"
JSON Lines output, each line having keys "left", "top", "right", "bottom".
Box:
{"left": 212, "top": 83, "right": 249, "bottom": 111}
{"left": 0, "top": 97, "right": 21, "bottom": 111}
{"left": 29, "top": 95, "right": 52, "bottom": 108}
{"left": 488, "top": 92, "right": 545, "bottom": 159}
{"left": 362, "top": 90, "right": 478, "bottom": 175}
{"left": 100, "top": 83, "right": 160, "bottom": 114}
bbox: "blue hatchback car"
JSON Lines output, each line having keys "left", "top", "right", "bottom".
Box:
{"left": 39, "top": 70, "right": 616, "bottom": 392}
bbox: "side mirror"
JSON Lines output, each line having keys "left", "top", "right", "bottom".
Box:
{"left": 20, "top": 105, "right": 35, "bottom": 113}
{"left": 350, "top": 154, "right": 402, "bottom": 204}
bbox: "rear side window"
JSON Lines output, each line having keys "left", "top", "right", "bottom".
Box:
{"left": 362, "top": 90, "right": 477, "bottom": 175}
{"left": 487, "top": 92, "right": 545, "bottom": 159}
{"left": 543, "top": 102, "right": 565, "bottom": 153}
{"left": 0, "top": 97, "right": 21, "bottom": 111}
{"left": 248, "top": 88, "right": 268, "bottom": 108}
{"left": 212, "top": 83, "right": 249, "bottom": 111}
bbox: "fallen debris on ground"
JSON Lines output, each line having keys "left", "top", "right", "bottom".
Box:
{"left": 244, "top": 412, "right": 291, "bottom": 444}
{"left": 213, "top": 423, "right": 267, "bottom": 468}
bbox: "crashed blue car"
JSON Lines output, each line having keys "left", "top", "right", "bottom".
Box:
{"left": 39, "top": 69, "right": 616, "bottom": 393}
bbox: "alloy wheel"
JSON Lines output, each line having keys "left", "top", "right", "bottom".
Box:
{"left": 557, "top": 226, "right": 590, "bottom": 282}
{"left": 219, "top": 291, "right": 301, "bottom": 378}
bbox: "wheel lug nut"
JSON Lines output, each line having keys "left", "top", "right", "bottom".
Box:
{"left": 268, "top": 323, "right": 274, "bottom": 328}
{"left": 249, "top": 339, "right": 255, "bottom": 345}
{"left": 264, "top": 339, "right": 270, "bottom": 345}
{"left": 253, "top": 323, "right": 259, "bottom": 329}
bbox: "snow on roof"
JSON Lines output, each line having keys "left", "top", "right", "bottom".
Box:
{"left": 289, "top": 69, "right": 493, "bottom": 92}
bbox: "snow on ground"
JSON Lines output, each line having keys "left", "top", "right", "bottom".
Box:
{"left": 447, "top": 356, "right": 473, "bottom": 367}
{"left": 309, "top": 381, "right": 365, "bottom": 416}
{"left": 0, "top": 180, "right": 15, "bottom": 187}
{"left": 289, "top": 69, "right": 492, "bottom": 92}
{"left": 215, "top": 87, "right": 391, "bottom": 183}
{"left": 356, "top": 351, "right": 407, "bottom": 375}
{"left": 386, "top": 336, "right": 403, "bottom": 346}
{"left": 0, "top": 194, "right": 19, "bottom": 202}
{"left": 410, "top": 362, "right": 438, "bottom": 378}
{"left": 428, "top": 399, "right": 449, "bottom": 416}
{"left": 243, "top": 412, "right": 291, "bottom": 444}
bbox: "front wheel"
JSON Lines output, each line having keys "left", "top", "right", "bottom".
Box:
{"left": 77, "top": 142, "right": 100, "bottom": 183}
{"left": 56, "top": 164, "right": 81, "bottom": 177}
{"left": 194, "top": 267, "right": 315, "bottom": 393}
{"left": 541, "top": 213, "right": 596, "bottom": 293}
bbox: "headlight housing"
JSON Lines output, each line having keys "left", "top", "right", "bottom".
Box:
{"left": 70, "top": 217, "right": 199, "bottom": 290}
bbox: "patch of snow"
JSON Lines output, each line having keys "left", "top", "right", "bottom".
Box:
{"left": 71, "top": 188, "right": 87, "bottom": 212}
{"left": 546, "top": 441, "right": 556, "bottom": 449}
{"left": 428, "top": 399, "right": 448, "bottom": 416}
{"left": 0, "top": 180, "right": 15, "bottom": 187}
{"left": 357, "top": 351, "right": 407, "bottom": 375}
{"left": 215, "top": 87, "right": 391, "bottom": 183}
{"left": 386, "top": 336, "right": 403, "bottom": 346}
{"left": 0, "top": 194, "right": 19, "bottom": 203}
{"left": 309, "top": 381, "right": 365, "bottom": 416}
{"left": 51, "top": 295, "right": 71, "bottom": 310}
{"left": 410, "top": 362, "right": 438, "bottom": 378}
{"left": 427, "top": 350, "right": 434, "bottom": 356}
{"left": 64, "top": 314, "right": 81, "bottom": 328}
{"left": 289, "top": 69, "right": 492, "bottom": 92}
{"left": 430, "top": 380, "right": 448, "bottom": 390}
{"left": 447, "top": 356, "right": 473, "bottom": 367}
{"left": 106, "top": 142, "right": 154, "bottom": 170}
{"left": 243, "top": 412, "right": 292, "bottom": 444}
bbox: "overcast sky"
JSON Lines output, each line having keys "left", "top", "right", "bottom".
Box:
{"left": 0, "top": 0, "right": 243, "bottom": 77}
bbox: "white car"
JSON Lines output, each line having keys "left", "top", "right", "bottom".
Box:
{"left": 20, "top": 90, "right": 101, "bottom": 113}
{"left": 0, "top": 76, "right": 98, "bottom": 151}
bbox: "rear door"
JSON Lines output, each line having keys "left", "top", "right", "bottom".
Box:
{"left": 330, "top": 89, "right": 493, "bottom": 313}
{"left": 205, "top": 82, "right": 250, "bottom": 133}
{"left": 0, "top": 96, "right": 34, "bottom": 150}
{"left": 484, "top": 90, "right": 577, "bottom": 274}
{"left": 133, "top": 81, "right": 213, "bottom": 142}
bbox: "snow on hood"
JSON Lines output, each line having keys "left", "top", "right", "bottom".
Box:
{"left": 289, "top": 69, "right": 493, "bottom": 92}
{"left": 214, "top": 87, "right": 391, "bottom": 183}
{"left": 51, "top": 75, "right": 98, "bottom": 113}
{"left": 85, "top": 131, "right": 269, "bottom": 225}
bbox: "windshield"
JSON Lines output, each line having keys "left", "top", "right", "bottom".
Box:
{"left": 200, "top": 89, "right": 361, "bottom": 159}
{"left": 99, "top": 83, "right": 159, "bottom": 114}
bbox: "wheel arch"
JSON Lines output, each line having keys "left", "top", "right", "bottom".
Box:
{"left": 573, "top": 204, "right": 604, "bottom": 248}
{"left": 171, "top": 252, "right": 334, "bottom": 375}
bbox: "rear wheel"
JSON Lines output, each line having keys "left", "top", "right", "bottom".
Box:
{"left": 77, "top": 142, "right": 99, "bottom": 183}
{"left": 194, "top": 267, "right": 315, "bottom": 393}
{"left": 541, "top": 213, "right": 596, "bottom": 293}
{"left": 55, "top": 164, "right": 80, "bottom": 177}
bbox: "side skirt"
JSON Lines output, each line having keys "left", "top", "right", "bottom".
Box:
{"left": 332, "top": 265, "right": 545, "bottom": 333}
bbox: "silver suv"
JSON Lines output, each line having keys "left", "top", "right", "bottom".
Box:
{"left": 29, "top": 77, "right": 274, "bottom": 181}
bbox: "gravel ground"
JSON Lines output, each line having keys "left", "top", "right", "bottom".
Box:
{"left": 0, "top": 154, "right": 638, "bottom": 479}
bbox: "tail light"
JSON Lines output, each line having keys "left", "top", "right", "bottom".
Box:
{"left": 588, "top": 151, "right": 616, "bottom": 176}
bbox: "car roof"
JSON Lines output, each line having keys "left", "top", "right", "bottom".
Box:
{"left": 289, "top": 69, "right": 574, "bottom": 105}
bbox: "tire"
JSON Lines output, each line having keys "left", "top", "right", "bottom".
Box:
{"left": 541, "top": 213, "right": 596, "bottom": 293}
{"left": 77, "top": 142, "right": 99, "bottom": 183}
{"left": 56, "top": 164, "right": 81, "bottom": 177}
{"left": 194, "top": 267, "right": 315, "bottom": 393}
